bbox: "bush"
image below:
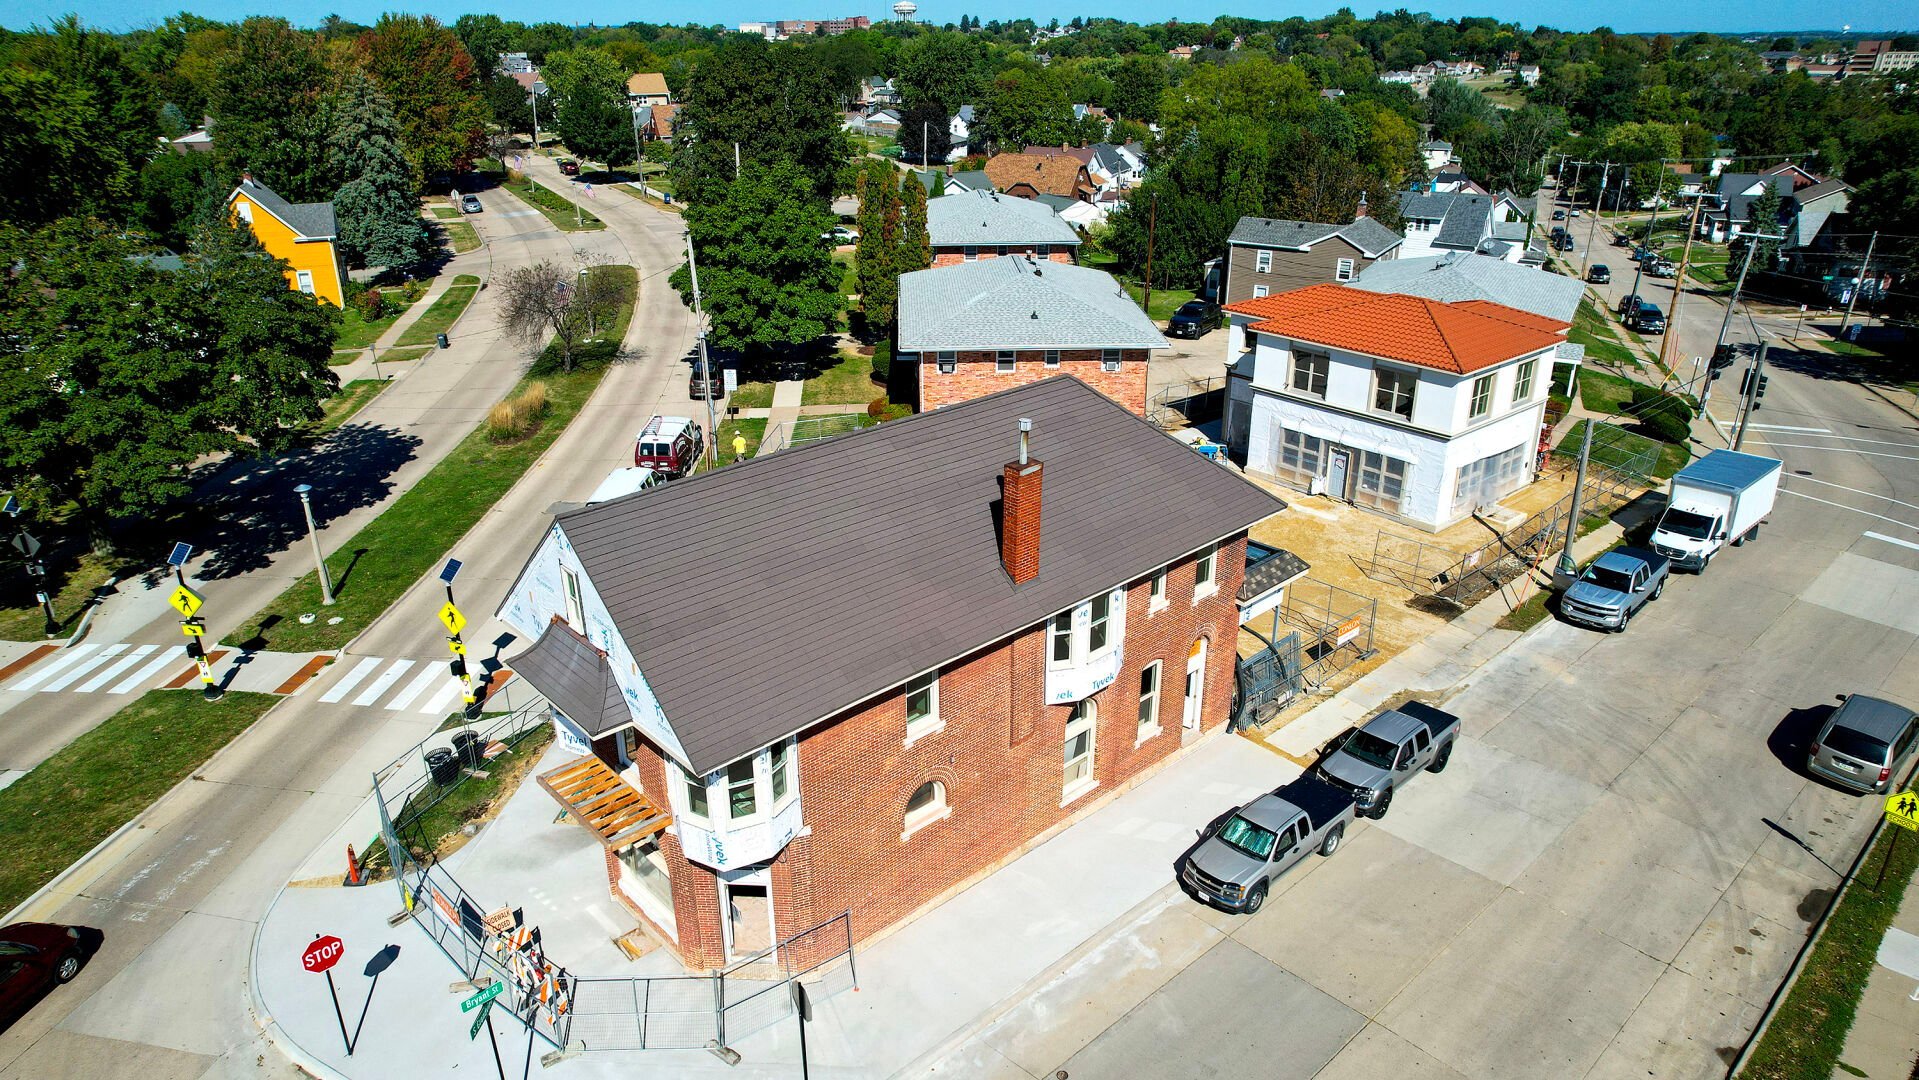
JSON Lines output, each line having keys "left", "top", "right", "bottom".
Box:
{"left": 869, "top": 340, "right": 893, "bottom": 384}
{"left": 486, "top": 382, "right": 550, "bottom": 442}
{"left": 1626, "top": 384, "right": 1695, "bottom": 445}
{"left": 400, "top": 279, "right": 428, "bottom": 303}
{"left": 867, "top": 395, "right": 912, "bottom": 422}
{"left": 356, "top": 287, "right": 388, "bottom": 322}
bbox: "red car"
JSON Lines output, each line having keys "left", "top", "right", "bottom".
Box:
{"left": 1, "top": 923, "right": 88, "bottom": 1022}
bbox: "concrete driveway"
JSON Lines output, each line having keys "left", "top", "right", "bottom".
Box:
{"left": 933, "top": 369, "right": 1919, "bottom": 1078}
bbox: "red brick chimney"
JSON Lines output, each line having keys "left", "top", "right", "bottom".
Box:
{"left": 1001, "top": 418, "right": 1042, "bottom": 585}
{"left": 1354, "top": 191, "right": 1369, "bottom": 219}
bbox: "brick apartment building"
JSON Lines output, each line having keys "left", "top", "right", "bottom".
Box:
{"left": 498, "top": 378, "right": 1285, "bottom": 969}
{"left": 898, "top": 257, "right": 1167, "bottom": 415}
{"left": 927, "top": 190, "right": 1082, "bottom": 267}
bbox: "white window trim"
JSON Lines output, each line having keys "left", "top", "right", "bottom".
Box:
{"left": 1148, "top": 567, "right": 1169, "bottom": 612}
{"left": 723, "top": 758, "right": 761, "bottom": 824}
{"left": 1193, "top": 544, "right": 1219, "bottom": 602}
{"left": 678, "top": 762, "right": 712, "bottom": 822}
{"left": 295, "top": 269, "right": 316, "bottom": 295}
{"left": 1044, "top": 349, "right": 1061, "bottom": 368}
{"left": 1252, "top": 284, "right": 1270, "bottom": 298}
{"left": 1373, "top": 365, "right": 1418, "bottom": 420}
{"left": 1061, "top": 701, "right": 1098, "bottom": 805}
{"left": 903, "top": 668, "right": 943, "bottom": 746}
{"left": 1469, "top": 373, "right": 1495, "bottom": 420}
{"left": 936, "top": 350, "right": 957, "bottom": 374}
{"left": 963, "top": 246, "right": 979, "bottom": 261}
{"left": 996, "top": 350, "right": 1016, "bottom": 374}
{"left": 1255, "top": 250, "right": 1273, "bottom": 273}
{"left": 1100, "top": 349, "right": 1122, "bottom": 373}
{"left": 900, "top": 781, "right": 951, "bottom": 839}
{"left": 1513, "top": 357, "right": 1538, "bottom": 403}
{"left": 1335, "top": 257, "right": 1355, "bottom": 282}
{"left": 1136, "top": 660, "right": 1163, "bottom": 746}
{"left": 561, "top": 566, "right": 586, "bottom": 630}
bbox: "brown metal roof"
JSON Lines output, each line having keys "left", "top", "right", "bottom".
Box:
{"left": 506, "top": 619, "right": 629, "bottom": 737}
{"left": 552, "top": 377, "right": 1286, "bottom": 775}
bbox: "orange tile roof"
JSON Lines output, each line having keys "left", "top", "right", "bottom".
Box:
{"left": 1223, "top": 284, "right": 1566, "bottom": 374}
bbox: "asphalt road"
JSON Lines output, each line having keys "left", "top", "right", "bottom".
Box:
{"left": 0, "top": 175, "right": 702, "bottom": 1080}
{"left": 930, "top": 354, "right": 1919, "bottom": 1078}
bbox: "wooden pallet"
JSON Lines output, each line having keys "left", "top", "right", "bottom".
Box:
{"left": 536, "top": 755, "right": 672, "bottom": 849}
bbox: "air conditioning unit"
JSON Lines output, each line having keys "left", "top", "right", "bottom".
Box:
{"left": 1308, "top": 476, "right": 1327, "bottom": 496}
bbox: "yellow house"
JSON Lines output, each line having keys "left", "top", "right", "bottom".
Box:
{"left": 227, "top": 174, "right": 347, "bottom": 308}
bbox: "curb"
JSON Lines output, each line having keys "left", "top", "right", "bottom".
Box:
{"left": 248, "top": 877, "right": 354, "bottom": 1080}
{"left": 1863, "top": 381, "right": 1919, "bottom": 424}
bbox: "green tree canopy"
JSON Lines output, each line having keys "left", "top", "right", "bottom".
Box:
{"left": 355, "top": 14, "right": 489, "bottom": 178}
{"left": 329, "top": 72, "right": 427, "bottom": 270}
{"left": 671, "top": 35, "right": 847, "bottom": 206}
{"left": 0, "top": 18, "right": 159, "bottom": 226}
{"left": 208, "top": 17, "right": 336, "bottom": 202}
{"left": 673, "top": 162, "right": 843, "bottom": 355}
{"left": 542, "top": 49, "right": 637, "bottom": 167}
{"left": 979, "top": 66, "right": 1074, "bottom": 151}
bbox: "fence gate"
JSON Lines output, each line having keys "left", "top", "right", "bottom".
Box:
{"left": 1234, "top": 628, "right": 1303, "bottom": 730}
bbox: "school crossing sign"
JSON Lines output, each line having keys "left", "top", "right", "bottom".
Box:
{"left": 1886, "top": 790, "right": 1919, "bottom": 833}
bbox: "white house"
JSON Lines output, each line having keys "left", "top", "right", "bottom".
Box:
{"left": 1219, "top": 283, "right": 1567, "bottom": 530}
{"left": 1397, "top": 190, "right": 1530, "bottom": 263}
{"left": 1419, "top": 139, "right": 1456, "bottom": 172}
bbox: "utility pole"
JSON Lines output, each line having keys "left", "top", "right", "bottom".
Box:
{"left": 529, "top": 92, "right": 542, "bottom": 155}
{"left": 1554, "top": 418, "right": 1595, "bottom": 588}
{"left": 1658, "top": 194, "right": 1707, "bottom": 374}
{"left": 1839, "top": 230, "right": 1879, "bottom": 338}
{"left": 1567, "top": 160, "right": 1589, "bottom": 211}
{"left": 1141, "top": 193, "right": 1158, "bottom": 316}
{"left": 1700, "top": 231, "right": 1783, "bottom": 409}
{"left": 1581, "top": 161, "right": 1612, "bottom": 280}
{"left": 1733, "top": 342, "right": 1768, "bottom": 450}
{"left": 686, "top": 232, "right": 720, "bottom": 470}
{"left": 631, "top": 107, "right": 644, "bottom": 184}
{"left": 734, "top": 142, "right": 742, "bottom": 177}
{"left": 922, "top": 119, "right": 929, "bottom": 165}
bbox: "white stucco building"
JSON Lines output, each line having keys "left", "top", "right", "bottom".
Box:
{"left": 1219, "top": 284, "right": 1569, "bottom": 531}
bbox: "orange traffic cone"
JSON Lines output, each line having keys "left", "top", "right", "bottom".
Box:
{"left": 344, "top": 844, "right": 365, "bottom": 887}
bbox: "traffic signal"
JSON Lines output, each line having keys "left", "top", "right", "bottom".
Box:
{"left": 1710, "top": 344, "right": 1737, "bottom": 371}
{"left": 185, "top": 638, "right": 205, "bottom": 661}
{"left": 1740, "top": 371, "right": 1771, "bottom": 399}
{"left": 449, "top": 656, "right": 468, "bottom": 681}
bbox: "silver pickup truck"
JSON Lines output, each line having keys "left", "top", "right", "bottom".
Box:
{"left": 1317, "top": 702, "right": 1460, "bottom": 819}
{"left": 1559, "top": 546, "right": 1669, "bottom": 632}
{"left": 1181, "top": 775, "right": 1356, "bottom": 914}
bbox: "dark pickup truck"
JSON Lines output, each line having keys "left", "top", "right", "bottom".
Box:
{"left": 1181, "top": 774, "right": 1356, "bottom": 914}
{"left": 1317, "top": 702, "right": 1461, "bottom": 818}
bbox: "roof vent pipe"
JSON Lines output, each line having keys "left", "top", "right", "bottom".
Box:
{"left": 1017, "top": 417, "right": 1031, "bottom": 465}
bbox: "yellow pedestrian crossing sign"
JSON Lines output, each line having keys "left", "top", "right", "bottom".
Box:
{"left": 439, "top": 602, "right": 466, "bottom": 635}
{"left": 1886, "top": 790, "right": 1919, "bottom": 833}
{"left": 169, "top": 585, "right": 203, "bottom": 618}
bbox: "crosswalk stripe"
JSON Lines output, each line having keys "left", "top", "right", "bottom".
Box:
{"left": 319, "top": 656, "right": 383, "bottom": 703}
{"left": 75, "top": 645, "right": 158, "bottom": 693}
{"left": 420, "top": 679, "right": 465, "bottom": 716}
{"left": 353, "top": 659, "right": 416, "bottom": 707}
{"left": 387, "top": 665, "right": 444, "bottom": 710}
{"left": 6, "top": 644, "right": 102, "bottom": 692}
{"left": 110, "top": 646, "right": 185, "bottom": 694}
{"left": 41, "top": 644, "right": 128, "bottom": 692}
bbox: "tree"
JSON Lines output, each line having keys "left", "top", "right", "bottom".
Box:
{"left": 454, "top": 14, "right": 512, "bottom": 77}
{"left": 671, "top": 162, "right": 843, "bottom": 355}
{"left": 979, "top": 67, "right": 1075, "bottom": 150}
{"left": 542, "top": 49, "right": 636, "bottom": 167}
{"left": 1738, "top": 183, "right": 1786, "bottom": 267}
{"left": 895, "top": 31, "right": 991, "bottom": 114}
{"left": 483, "top": 74, "right": 535, "bottom": 137}
{"left": 898, "top": 101, "right": 952, "bottom": 164}
{"left": 209, "top": 18, "right": 337, "bottom": 202}
{"left": 355, "top": 14, "right": 489, "bottom": 179}
{"left": 854, "top": 163, "right": 901, "bottom": 333}
{"left": 0, "top": 18, "right": 160, "bottom": 226}
{"left": 138, "top": 149, "right": 226, "bottom": 251}
{"left": 1109, "top": 55, "right": 1168, "bottom": 121}
{"left": 497, "top": 258, "right": 619, "bottom": 373}
{"left": 329, "top": 72, "right": 426, "bottom": 271}
{"left": 897, "top": 172, "right": 932, "bottom": 274}
{"left": 0, "top": 219, "right": 338, "bottom": 528}
{"left": 671, "top": 35, "right": 848, "bottom": 206}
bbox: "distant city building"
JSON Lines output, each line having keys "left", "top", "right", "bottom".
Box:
{"left": 737, "top": 15, "right": 871, "bottom": 39}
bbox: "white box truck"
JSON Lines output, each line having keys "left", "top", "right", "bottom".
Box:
{"left": 1648, "top": 449, "right": 1782, "bottom": 572}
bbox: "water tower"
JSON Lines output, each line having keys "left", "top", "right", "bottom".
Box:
{"left": 892, "top": 0, "right": 918, "bottom": 21}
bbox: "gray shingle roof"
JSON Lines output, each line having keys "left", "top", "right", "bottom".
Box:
{"left": 551, "top": 377, "right": 1288, "bottom": 774}
{"left": 1397, "top": 190, "right": 1493, "bottom": 251}
{"left": 898, "top": 258, "right": 1169, "bottom": 352}
{"left": 234, "top": 177, "right": 337, "bottom": 239}
{"left": 947, "top": 169, "right": 994, "bottom": 193}
{"left": 1350, "top": 252, "right": 1581, "bottom": 324}
{"left": 927, "top": 190, "right": 1082, "bottom": 248}
{"left": 508, "top": 620, "right": 630, "bottom": 737}
{"left": 1227, "top": 215, "right": 1403, "bottom": 258}
{"left": 1238, "top": 546, "right": 1310, "bottom": 602}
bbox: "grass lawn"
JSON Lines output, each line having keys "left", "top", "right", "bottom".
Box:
{"left": 1822, "top": 340, "right": 1885, "bottom": 359}
{"left": 0, "top": 690, "right": 279, "bottom": 913}
{"left": 714, "top": 417, "right": 769, "bottom": 464}
{"left": 234, "top": 266, "right": 636, "bottom": 652}
{"left": 834, "top": 251, "right": 856, "bottom": 297}
{"left": 430, "top": 206, "right": 461, "bottom": 220}
{"left": 1739, "top": 823, "right": 1919, "bottom": 1080}
{"left": 803, "top": 351, "right": 883, "bottom": 406}
{"left": 501, "top": 176, "right": 604, "bottom": 231}
{"left": 441, "top": 220, "right": 480, "bottom": 254}
{"left": 374, "top": 345, "right": 431, "bottom": 363}
{"left": 330, "top": 350, "right": 363, "bottom": 366}
{"left": 730, "top": 380, "right": 774, "bottom": 409}
{"left": 333, "top": 293, "right": 419, "bottom": 350}
{"left": 0, "top": 545, "right": 119, "bottom": 641}
{"left": 394, "top": 284, "right": 479, "bottom": 347}
{"left": 1122, "top": 282, "right": 1197, "bottom": 323}
{"left": 368, "top": 725, "right": 554, "bottom": 870}
{"left": 1557, "top": 417, "right": 1690, "bottom": 480}
{"left": 1494, "top": 590, "right": 1552, "bottom": 631}
{"left": 1576, "top": 367, "right": 1642, "bottom": 414}
{"left": 790, "top": 413, "right": 874, "bottom": 445}
{"left": 1652, "top": 438, "right": 1693, "bottom": 480}
{"left": 1569, "top": 297, "right": 1645, "bottom": 368}
{"left": 316, "top": 380, "right": 387, "bottom": 433}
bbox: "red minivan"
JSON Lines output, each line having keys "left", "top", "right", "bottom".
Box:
{"left": 634, "top": 415, "right": 703, "bottom": 478}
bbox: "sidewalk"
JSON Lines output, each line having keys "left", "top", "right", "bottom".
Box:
{"left": 759, "top": 380, "right": 806, "bottom": 454}
{"left": 1831, "top": 859, "right": 1919, "bottom": 1079}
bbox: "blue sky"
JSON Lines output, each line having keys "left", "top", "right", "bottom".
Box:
{"left": 2, "top": 0, "right": 1912, "bottom": 36}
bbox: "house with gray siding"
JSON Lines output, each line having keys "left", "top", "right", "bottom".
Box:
{"left": 1222, "top": 213, "right": 1404, "bottom": 306}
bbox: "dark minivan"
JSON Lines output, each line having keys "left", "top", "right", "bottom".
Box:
{"left": 1629, "top": 302, "right": 1666, "bottom": 333}
{"left": 1587, "top": 264, "right": 1611, "bottom": 284}
{"left": 1808, "top": 694, "right": 1919, "bottom": 794}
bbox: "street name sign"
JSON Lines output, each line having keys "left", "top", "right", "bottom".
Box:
{"left": 462, "top": 981, "right": 503, "bottom": 1012}
{"left": 303, "top": 935, "right": 345, "bottom": 974}
{"left": 1886, "top": 790, "right": 1919, "bottom": 833}
{"left": 469, "top": 1000, "right": 493, "bottom": 1039}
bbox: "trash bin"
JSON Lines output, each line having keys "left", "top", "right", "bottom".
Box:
{"left": 436, "top": 332, "right": 450, "bottom": 350}
{"left": 453, "top": 730, "right": 484, "bottom": 769}
{"left": 425, "top": 747, "right": 459, "bottom": 786}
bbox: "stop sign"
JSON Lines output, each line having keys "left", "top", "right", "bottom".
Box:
{"left": 303, "top": 935, "right": 345, "bottom": 975}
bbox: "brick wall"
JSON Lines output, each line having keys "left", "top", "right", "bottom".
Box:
{"left": 917, "top": 351, "right": 1150, "bottom": 415}
{"left": 784, "top": 534, "right": 1246, "bottom": 951}
{"left": 931, "top": 248, "right": 1077, "bottom": 268}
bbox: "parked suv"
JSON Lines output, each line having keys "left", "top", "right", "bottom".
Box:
{"left": 1587, "top": 264, "right": 1611, "bottom": 284}
{"left": 634, "top": 415, "right": 703, "bottom": 478}
{"left": 1167, "top": 300, "right": 1222, "bottom": 338}
{"left": 558, "top": 158, "right": 581, "bottom": 176}
{"left": 1628, "top": 302, "right": 1666, "bottom": 333}
{"left": 1808, "top": 695, "right": 1918, "bottom": 794}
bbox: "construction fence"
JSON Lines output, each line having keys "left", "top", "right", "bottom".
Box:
{"left": 371, "top": 704, "right": 859, "bottom": 1055}
{"left": 1235, "top": 577, "right": 1379, "bottom": 729}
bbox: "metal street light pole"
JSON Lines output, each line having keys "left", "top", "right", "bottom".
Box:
{"left": 294, "top": 484, "right": 335, "bottom": 605}
{"left": 685, "top": 232, "right": 720, "bottom": 469}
